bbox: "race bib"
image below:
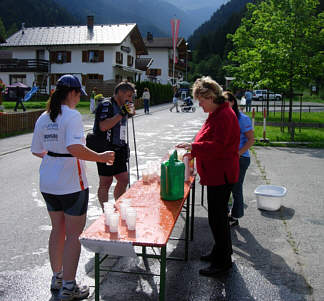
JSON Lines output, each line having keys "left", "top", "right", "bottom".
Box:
{"left": 120, "top": 125, "right": 126, "bottom": 142}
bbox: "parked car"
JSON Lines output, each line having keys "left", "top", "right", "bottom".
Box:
{"left": 252, "top": 90, "right": 282, "bottom": 101}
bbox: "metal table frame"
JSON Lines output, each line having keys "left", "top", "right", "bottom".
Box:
{"left": 93, "top": 178, "right": 195, "bottom": 301}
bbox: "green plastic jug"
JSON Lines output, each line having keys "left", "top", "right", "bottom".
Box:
{"left": 160, "top": 150, "right": 185, "bottom": 201}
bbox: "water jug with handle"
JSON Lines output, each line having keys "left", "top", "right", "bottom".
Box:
{"left": 160, "top": 150, "right": 185, "bottom": 201}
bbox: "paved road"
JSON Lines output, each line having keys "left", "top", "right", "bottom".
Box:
{"left": 0, "top": 103, "right": 323, "bottom": 300}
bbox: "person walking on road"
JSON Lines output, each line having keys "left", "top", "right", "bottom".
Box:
{"left": 177, "top": 76, "right": 240, "bottom": 277}
{"left": 170, "top": 86, "right": 180, "bottom": 112}
{"left": 14, "top": 85, "right": 26, "bottom": 112}
{"left": 87, "top": 81, "right": 135, "bottom": 211}
{"left": 31, "top": 74, "right": 115, "bottom": 301}
{"left": 244, "top": 88, "right": 253, "bottom": 112}
{"left": 142, "top": 87, "right": 150, "bottom": 114}
{"left": 224, "top": 91, "right": 254, "bottom": 227}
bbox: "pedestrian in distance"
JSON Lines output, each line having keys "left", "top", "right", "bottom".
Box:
{"left": 86, "top": 81, "right": 135, "bottom": 211}
{"left": 224, "top": 91, "right": 254, "bottom": 227}
{"left": 244, "top": 88, "right": 253, "bottom": 112}
{"left": 142, "top": 87, "right": 150, "bottom": 114}
{"left": 31, "top": 74, "right": 115, "bottom": 301}
{"left": 14, "top": 85, "right": 26, "bottom": 112}
{"left": 170, "top": 86, "right": 180, "bottom": 112}
{"left": 90, "top": 87, "right": 97, "bottom": 113}
{"left": 177, "top": 76, "right": 240, "bottom": 277}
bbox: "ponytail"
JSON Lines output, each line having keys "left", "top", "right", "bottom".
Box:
{"left": 223, "top": 91, "right": 240, "bottom": 119}
{"left": 46, "top": 86, "right": 75, "bottom": 122}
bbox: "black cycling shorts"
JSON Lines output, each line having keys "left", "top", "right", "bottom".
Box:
{"left": 96, "top": 148, "right": 128, "bottom": 176}
{"left": 41, "top": 188, "right": 89, "bottom": 216}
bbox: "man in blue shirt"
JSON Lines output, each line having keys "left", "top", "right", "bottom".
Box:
{"left": 244, "top": 89, "right": 253, "bottom": 112}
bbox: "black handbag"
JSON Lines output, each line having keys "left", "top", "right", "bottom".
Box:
{"left": 86, "top": 133, "right": 109, "bottom": 153}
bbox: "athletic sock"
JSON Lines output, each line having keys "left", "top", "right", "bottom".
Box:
{"left": 63, "top": 280, "right": 76, "bottom": 290}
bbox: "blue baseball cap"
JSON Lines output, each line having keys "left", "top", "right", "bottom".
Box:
{"left": 56, "top": 74, "right": 87, "bottom": 96}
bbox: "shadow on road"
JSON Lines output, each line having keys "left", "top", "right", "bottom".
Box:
{"left": 232, "top": 227, "right": 313, "bottom": 300}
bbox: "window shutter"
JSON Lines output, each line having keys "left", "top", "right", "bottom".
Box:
{"left": 81, "top": 74, "right": 86, "bottom": 85}
{"left": 99, "top": 74, "right": 103, "bottom": 80}
{"left": 157, "top": 69, "right": 161, "bottom": 76}
{"left": 67, "top": 51, "right": 71, "bottom": 63}
{"left": 50, "top": 75, "right": 55, "bottom": 85}
{"left": 82, "top": 51, "right": 89, "bottom": 62}
{"left": 50, "top": 52, "right": 56, "bottom": 63}
{"left": 99, "top": 50, "right": 104, "bottom": 62}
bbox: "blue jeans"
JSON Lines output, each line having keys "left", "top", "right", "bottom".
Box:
{"left": 230, "top": 156, "right": 250, "bottom": 218}
{"left": 245, "top": 99, "right": 252, "bottom": 112}
{"left": 144, "top": 99, "right": 149, "bottom": 113}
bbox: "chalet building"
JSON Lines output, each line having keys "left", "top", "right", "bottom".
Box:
{"left": 0, "top": 16, "right": 148, "bottom": 94}
{"left": 142, "top": 32, "right": 189, "bottom": 85}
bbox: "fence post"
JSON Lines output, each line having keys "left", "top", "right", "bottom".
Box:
{"left": 260, "top": 108, "right": 269, "bottom": 142}
{"left": 252, "top": 108, "right": 255, "bottom": 129}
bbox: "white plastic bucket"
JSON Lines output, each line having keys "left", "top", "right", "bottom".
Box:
{"left": 254, "top": 185, "right": 287, "bottom": 211}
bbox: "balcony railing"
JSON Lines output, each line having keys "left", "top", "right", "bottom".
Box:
{"left": 0, "top": 59, "right": 50, "bottom": 73}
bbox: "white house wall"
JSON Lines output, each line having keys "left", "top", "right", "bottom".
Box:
{"left": 141, "top": 48, "right": 169, "bottom": 84}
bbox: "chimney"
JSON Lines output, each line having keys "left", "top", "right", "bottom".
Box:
{"left": 147, "top": 32, "right": 153, "bottom": 41}
{"left": 87, "top": 16, "right": 94, "bottom": 30}
{"left": 21, "top": 23, "right": 25, "bottom": 35}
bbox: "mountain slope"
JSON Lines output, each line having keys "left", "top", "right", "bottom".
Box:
{"left": 0, "top": 0, "right": 79, "bottom": 32}
{"left": 188, "top": 0, "right": 253, "bottom": 48}
{"left": 53, "top": 0, "right": 201, "bottom": 38}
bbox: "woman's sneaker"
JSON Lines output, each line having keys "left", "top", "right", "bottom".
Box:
{"left": 59, "top": 283, "right": 89, "bottom": 300}
{"left": 50, "top": 273, "right": 63, "bottom": 291}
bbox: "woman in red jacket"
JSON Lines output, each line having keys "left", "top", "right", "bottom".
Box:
{"left": 177, "top": 76, "right": 240, "bottom": 277}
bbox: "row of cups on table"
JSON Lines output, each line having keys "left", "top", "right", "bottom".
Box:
{"left": 104, "top": 199, "right": 137, "bottom": 232}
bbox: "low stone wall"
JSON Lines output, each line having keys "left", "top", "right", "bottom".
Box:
{"left": 0, "top": 110, "right": 44, "bottom": 136}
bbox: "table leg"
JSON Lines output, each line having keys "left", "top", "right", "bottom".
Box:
{"left": 95, "top": 253, "right": 100, "bottom": 301}
{"left": 201, "top": 184, "right": 204, "bottom": 206}
{"left": 185, "top": 191, "right": 190, "bottom": 261}
{"left": 190, "top": 178, "right": 196, "bottom": 241}
{"left": 159, "top": 246, "right": 167, "bottom": 301}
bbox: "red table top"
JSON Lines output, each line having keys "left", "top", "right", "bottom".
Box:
{"left": 80, "top": 176, "right": 194, "bottom": 247}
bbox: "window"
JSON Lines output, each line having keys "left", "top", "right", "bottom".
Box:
{"left": 146, "top": 69, "right": 162, "bottom": 76}
{"left": 116, "top": 52, "right": 123, "bottom": 64}
{"left": 36, "top": 50, "right": 45, "bottom": 60}
{"left": 127, "top": 55, "right": 134, "bottom": 67}
{"left": 10, "top": 74, "right": 26, "bottom": 85}
{"left": 50, "top": 51, "right": 71, "bottom": 64}
{"left": 82, "top": 50, "right": 104, "bottom": 63}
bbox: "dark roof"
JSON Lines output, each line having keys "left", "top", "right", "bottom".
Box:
{"left": 135, "top": 58, "right": 153, "bottom": 71}
{"left": 143, "top": 37, "right": 185, "bottom": 49}
{"left": 0, "top": 24, "right": 147, "bottom": 55}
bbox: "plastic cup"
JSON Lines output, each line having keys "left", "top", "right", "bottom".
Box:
{"left": 126, "top": 208, "right": 137, "bottom": 230}
{"left": 104, "top": 202, "right": 114, "bottom": 211}
{"left": 120, "top": 202, "right": 129, "bottom": 220}
{"left": 104, "top": 207, "right": 115, "bottom": 226}
{"left": 109, "top": 213, "right": 119, "bottom": 233}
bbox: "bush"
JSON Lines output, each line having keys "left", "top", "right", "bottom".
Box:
{"left": 135, "top": 82, "right": 173, "bottom": 105}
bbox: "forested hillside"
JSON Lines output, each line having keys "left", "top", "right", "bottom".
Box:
{"left": 0, "top": 0, "right": 79, "bottom": 37}
{"left": 188, "top": 0, "right": 254, "bottom": 49}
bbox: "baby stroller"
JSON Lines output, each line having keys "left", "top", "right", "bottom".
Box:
{"left": 180, "top": 97, "right": 196, "bottom": 112}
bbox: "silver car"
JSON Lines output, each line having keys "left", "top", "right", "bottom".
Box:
{"left": 252, "top": 90, "right": 282, "bottom": 101}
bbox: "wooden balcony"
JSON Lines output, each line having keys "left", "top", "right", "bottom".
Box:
{"left": 0, "top": 59, "right": 50, "bottom": 73}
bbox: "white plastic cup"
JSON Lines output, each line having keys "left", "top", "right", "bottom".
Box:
{"left": 109, "top": 213, "right": 119, "bottom": 233}
{"left": 120, "top": 202, "right": 129, "bottom": 220}
{"left": 104, "top": 207, "right": 115, "bottom": 226}
{"left": 184, "top": 156, "right": 190, "bottom": 181}
{"left": 104, "top": 202, "right": 114, "bottom": 211}
{"left": 126, "top": 208, "right": 137, "bottom": 230}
